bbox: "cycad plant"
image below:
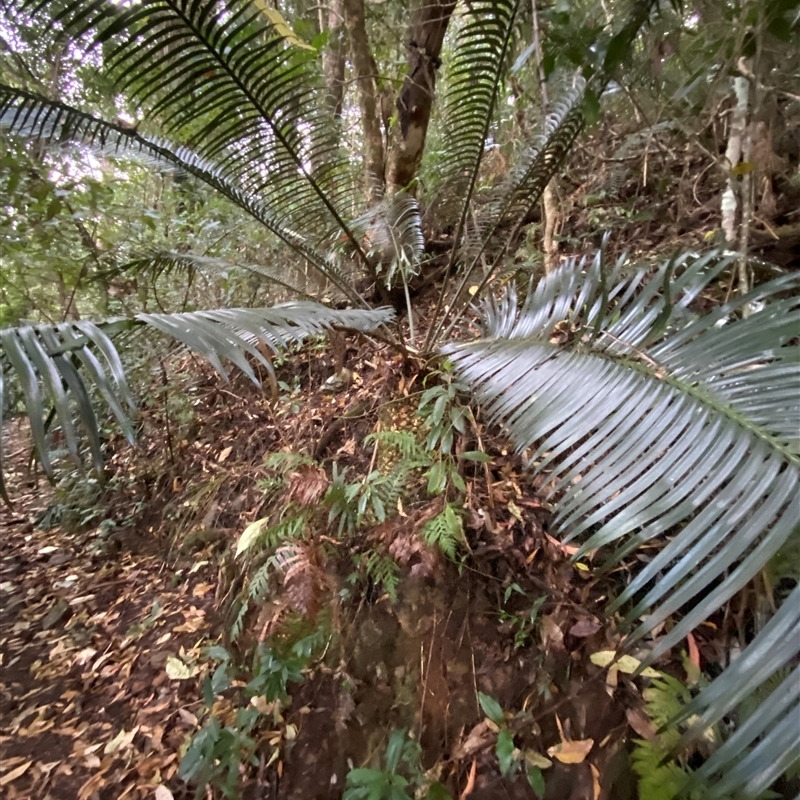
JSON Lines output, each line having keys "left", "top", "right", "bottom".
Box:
{"left": 1, "top": 0, "right": 798, "bottom": 796}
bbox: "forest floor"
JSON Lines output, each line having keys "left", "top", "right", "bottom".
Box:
{"left": 0, "top": 338, "right": 710, "bottom": 800}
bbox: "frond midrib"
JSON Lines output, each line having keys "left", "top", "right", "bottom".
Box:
{"left": 135, "top": 0, "right": 360, "bottom": 252}
{"left": 477, "top": 334, "right": 800, "bottom": 467}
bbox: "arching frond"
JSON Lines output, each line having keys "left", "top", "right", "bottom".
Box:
{"left": 476, "top": 74, "right": 587, "bottom": 253}
{"left": 426, "top": 0, "right": 667, "bottom": 346}
{"left": 0, "top": 304, "right": 394, "bottom": 489}
{"left": 0, "top": 86, "right": 364, "bottom": 305}
{"left": 350, "top": 192, "right": 424, "bottom": 290}
{"left": 14, "top": 0, "right": 358, "bottom": 246}
{"left": 677, "top": 585, "right": 800, "bottom": 799}
{"left": 436, "top": 0, "right": 520, "bottom": 206}
{"left": 444, "top": 250, "right": 800, "bottom": 794}
{"left": 120, "top": 251, "right": 317, "bottom": 301}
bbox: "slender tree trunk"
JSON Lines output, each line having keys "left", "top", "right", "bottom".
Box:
{"left": 386, "top": 0, "right": 457, "bottom": 194}
{"left": 342, "top": 0, "right": 385, "bottom": 204}
{"left": 321, "top": 0, "right": 346, "bottom": 118}
{"left": 531, "top": 0, "right": 558, "bottom": 273}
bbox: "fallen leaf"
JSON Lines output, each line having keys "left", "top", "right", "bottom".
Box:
{"left": 235, "top": 518, "right": 267, "bottom": 557}
{"left": 155, "top": 784, "right": 174, "bottom": 800}
{"left": 545, "top": 533, "right": 580, "bottom": 556}
{"left": 0, "top": 760, "right": 32, "bottom": 786}
{"left": 626, "top": 707, "right": 657, "bottom": 741}
{"left": 178, "top": 708, "right": 198, "bottom": 727}
{"left": 569, "top": 619, "right": 601, "bottom": 638}
{"left": 459, "top": 759, "right": 477, "bottom": 799}
{"left": 590, "top": 651, "right": 661, "bottom": 678}
{"left": 547, "top": 738, "right": 594, "bottom": 764}
{"left": 523, "top": 751, "right": 553, "bottom": 769}
{"left": 165, "top": 656, "right": 197, "bottom": 680}
{"left": 453, "top": 722, "right": 493, "bottom": 759}
{"left": 104, "top": 726, "right": 139, "bottom": 755}
{"left": 191, "top": 582, "right": 213, "bottom": 598}
{"left": 590, "top": 763, "right": 601, "bottom": 800}
{"left": 540, "top": 614, "right": 565, "bottom": 651}
{"left": 218, "top": 446, "right": 233, "bottom": 462}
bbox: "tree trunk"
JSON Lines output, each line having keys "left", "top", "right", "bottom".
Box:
{"left": 386, "top": 0, "right": 457, "bottom": 194}
{"left": 321, "top": 0, "right": 346, "bottom": 118}
{"left": 342, "top": 0, "right": 385, "bottom": 205}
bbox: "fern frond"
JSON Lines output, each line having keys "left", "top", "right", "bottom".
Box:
{"left": 0, "top": 85, "right": 366, "bottom": 304}
{"left": 446, "top": 249, "right": 800, "bottom": 796}
{"left": 364, "top": 551, "right": 400, "bottom": 602}
{"left": 436, "top": 0, "right": 520, "bottom": 216}
{"left": 420, "top": 503, "right": 463, "bottom": 559}
{"left": 1, "top": 304, "right": 392, "bottom": 486}
{"left": 365, "top": 429, "right": 428, "bottom": 464}
{"left": 264, "top": 451, "right": 317, "bottom": 474}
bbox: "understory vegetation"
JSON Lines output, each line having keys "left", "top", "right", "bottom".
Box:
{"left": 1, "top": 0, "right": 799, "bottom": 798}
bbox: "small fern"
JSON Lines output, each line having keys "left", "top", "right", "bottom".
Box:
{"left": 248, "top": 559, "right": 275, "bottom": 605}
{"left": 263, "top": 451, "right": 317, "bottom": 473}
{"left": 631, "top": 675, "right": 714, "bottom": 800}
{"left": 365, "top": 551, "right": 400, "bottom": 602}
{"left": 365, "top": 429, "right": 429, "bottom": 464}
{"left": 421, "top": 503, "right": 463, "bottom": 559}
{"left": 240, "top": 512, "right": 309, "bottom": 556}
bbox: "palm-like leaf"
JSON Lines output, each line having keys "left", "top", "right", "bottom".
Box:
{"left": 444, "top": 249, "right": 800, "bottom": 794}
{"left": 427, "top": 0, "right": 666, "bottom": 346}
{"left": 350, "top": 192, "right": 424, "bottom": 290}
{"left": 436, "top": 0, "right": 520, "bottom": 213}
{"left": 678, "top": 586, "right": 800, "bottom": 799}
{"left": 0, "top": 303, "right": 394, "bottom": 487}
{"left": 120, "top": 251, "right": 317, "bottom": 300}
{"left": 0, "top": 86, "right": 367, "bottom": 306}
{"left": 14, "top": 0, "right": 357, "bottom": 248}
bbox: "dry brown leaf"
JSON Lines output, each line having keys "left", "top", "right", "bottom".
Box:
{"left": 453, "top": 721, "right": 493, "bottom": 759}
{"left": 625, "top": 707, "right": 657, "bottom": 741}
{"left": 218, "top": 446, "right": 233, "bottom": 463}
{"left": 590, "top": 763, "right": 601, "bottom": 800}
{"left": 546, "top": 739, "right": 594, "bottom": 764}
{"left": 155, "top": 786, "right": 174, "bottom": 800}
{"left": 545, "top": 533, "right": 580, "bottom": 556}
{"left": 459, "top": 759, "right": 477, "bottom": 799}
{"left": 0, "top": 760, "right": 32, "bottom": 786}
{"left": 569, "top": 619, "right": 601, "bottom": 638}
{"left": 540, "top": 614, "right": 565, "bottom": 652}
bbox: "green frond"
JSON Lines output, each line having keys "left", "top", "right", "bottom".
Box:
{"left": 435, "top": 0, "right": 520, "bottom": 235}
{"left": 364, "top": 551, "right": 400, "bottom": 602}
{"left": 444, "top": 250, "right": 800, "bottom": 795}
{"left": 474, "top": 75, "right": 587, "bottom": 255}
{"left": 0, "top": 85, "right": 365, "bottom": 304}
{"left": 14, "top": 0, "right": 358, "bottom": 247}
{"left": 678, "top": 587, "right": 800, "bottom": 799}
{"left": 421, "top": 503, "right": 463, "bottom": 559}
{"left": 365, "top": 430, "right": 427, "bottom": 464}
{"left": 350, "top": 192, "right": 424, "bottom": 290}
{"left": 121, "top": 252, "right": 318, "bottom": 301}
{"left": 1, "top": 303, "right": 394, "bottom": 488}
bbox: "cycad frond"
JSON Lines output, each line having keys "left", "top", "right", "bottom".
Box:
{"left": 15, "top": 0, "right": 356, "bottom": 246}
{"left": 444, "top": 250, "right": 800, "bottom": 793}
{"left": 475, "top": 75, "right": 586, "bottom": 255}
{"left": 0, "top": 304, "right": 394, "bottom": 488}
{"left": 435, "top": 0, "right": 520, "bottom": 232}
{"left": 678, "top": 586, "right": 800, "bottom": 799}
{"left": 121, "top": 251, "right": 317, "bottom": 300}
{"left": 350, "top": 192, "right": 425, "bottom": 290}
{"left": 0, "top": 85, "right": 367, "bottom": 305}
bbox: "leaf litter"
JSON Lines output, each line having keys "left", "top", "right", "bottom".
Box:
{"left": 0, "top": 343, "right": 744, "bottom": 799}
